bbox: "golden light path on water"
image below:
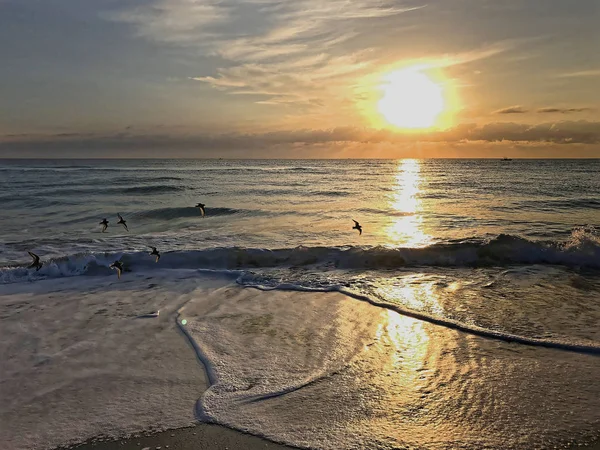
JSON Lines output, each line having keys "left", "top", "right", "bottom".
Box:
{"left": 386, "top": 159, "right": 432, "bottom": 247}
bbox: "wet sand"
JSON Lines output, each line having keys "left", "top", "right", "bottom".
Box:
{"left": 60, "top": 424, "right": 297, "bottom": 450}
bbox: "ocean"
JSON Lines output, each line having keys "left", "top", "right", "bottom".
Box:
{"left": 1, "top": 158, "right": 599, "bottom": 449}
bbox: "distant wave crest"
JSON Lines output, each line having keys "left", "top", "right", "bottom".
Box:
{"left": 133, "top": 206, "right": 252, "bottom": 221}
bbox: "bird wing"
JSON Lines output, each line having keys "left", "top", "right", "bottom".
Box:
{"left": 150, "top": 246, "right": 157, "bottom": 252}
{"left": 117, "top": 213, "right": 123, "bottom": 220}
{"left": 352, "top": 219, "right": 359, "bottom": 226}
{"left": 28, "top": 251, "right": 40, "bottom": 263}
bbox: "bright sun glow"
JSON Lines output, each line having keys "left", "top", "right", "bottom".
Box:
{"left": 378, "top": 68, "right": 444, "bottom": 129}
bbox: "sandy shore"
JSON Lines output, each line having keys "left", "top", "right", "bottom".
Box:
{"left": 60, "top": 425, "right": 297, "bottom": 450}
{"left": 58, "top": 423, "right": 600, "bottom": 450}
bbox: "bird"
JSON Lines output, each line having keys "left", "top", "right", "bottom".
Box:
{"left": 195, "top": 203, "right": 206, "bottom": 217}
{"left": 27, "top": 251, "right": 43, "bottom": 271}
{"left": 117, "top": 213, "right": 128, "bottom": 231}
{"left": 109, "top": 261, "right": 124, "bottom": 279}
{"left": 99, "top": 218, "right": 109, "bottom": 233}
{"left": 352, "top": 219, "right": 362, "bottom": 235}
{"left": 149, "top": 246, "right": 160, "bottom": 263}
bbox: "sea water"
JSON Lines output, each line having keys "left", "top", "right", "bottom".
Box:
{"left": 1, "top": 159, "right": 599, "bottom": 449}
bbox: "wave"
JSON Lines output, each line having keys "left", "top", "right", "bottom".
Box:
{"left": 19, "top": 184, "right": 187, "bottom": 197}
{"left": 242, "top": 283, "right": 600, "bottom": 355}
{"left": 3, "top": 252, "right": 598, "bottom": 357}
{"left": 121, "top": 185, "right": 186, "bottom": 194}
{"left": 133, "top": 206, "right": 253, "bottom": 221}
{"left": 1, "top": 231, "right": 598, "bottom": 285}
{"left": 519, "top": 198, "right": 600, "bottom": 210}
{"left": 360, "top": 208, "right": 415, "bottom": 216}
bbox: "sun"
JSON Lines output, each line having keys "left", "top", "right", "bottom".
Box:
{"left": 378, "top": 68, "right": 445, "bottom": 129}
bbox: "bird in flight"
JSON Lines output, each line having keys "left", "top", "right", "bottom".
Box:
{"left": 27, "top": 251, "right": 43, "bottom": 271}
{"left": 99, "top": 218, "right": 109, "bottom": 233}
{"left": 117, "top": 213, "right": 128, "bottom": 231}
{"left": 149, "top": 246, "right": 161, "bottom": 263}
{"left": 195, "top": 203, "right": 206, "bottom": 217}
{"left": 109, "top": 261, "right": 124, "bottom": 279}
{"left": 352, "top": 220, "right": 362, "bottom": 235}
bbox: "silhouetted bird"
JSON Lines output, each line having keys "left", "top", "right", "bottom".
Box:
{"left": 109, "top": 261, "right": 124, "bottom": 279}
{"left": 149, "top": 246, "right": 160, "bottom": 263}
{"left": 195, "top": 203, "right": 206, "bottom": 217}
{"left": 117, "top": 213, "right": 128, "bottom": 231}
{"left": 27, "top": 251, "right": 43, "bottom": 271}
{"left": 99, "top": 218, "right": 109, "bottom": 233}
{"left": 352, "top": 220, "right": 362, "bottom": 235}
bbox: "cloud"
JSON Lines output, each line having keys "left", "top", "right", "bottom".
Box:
{"left": 494, "top": 106, "right": 528, "bottom": 114}
{"left": 107, "top": 0, "right": 429, "bottom": 114}
{"left": 106, "top": 0, "right": 231, "bottom": 44}
{"left": 558, "top": 69, "right": 600, "bottom": 78}
{"left": 4, "top": 121, "right": 600, "bottom": 157}
{"left": 537, "top": 107, "right": 593, "bottom": 114}
{"left": 105, "top": 0, "right": 533, "bottom": 131}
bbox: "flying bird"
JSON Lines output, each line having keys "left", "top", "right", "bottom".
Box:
{"left": 117, "top": 213, "right": 128, "bottom": 231}
{"left": 99, "top": 218, "right": 109, "bottom": 232}
{"left": 149, "top": 246, "right": 161, "bottom": 263}
{"left": 27, "top": 251, "right": 43, "bottom": 271}
{"left": 195, "top": 203, "right": 206, "bottom": 217}
{"left": 352, "top": 220, "right": 362, "bottom": 235}
{"left": 109, "top": 261, "right": 124, "bottom": 279}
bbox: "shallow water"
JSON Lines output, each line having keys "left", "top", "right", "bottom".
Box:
{"left": 1, "top": 159, "right": 599, "bottom": 449}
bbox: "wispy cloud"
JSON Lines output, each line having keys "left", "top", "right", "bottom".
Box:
{"left": 494, "top": 106, "right": 528, "bottom": 114}
{"left": 106, "top": 1, "right": 536, "bottom": 128}
{"left": 107, "top": 0, "right": 231, "bottom": 44}
{"left": 107, "top": 0, "right": 427, "bottom": 112}
{"left": 537, "top": 107, "right": 593, "bottom": 114}
{"left": 558, "top": 69, "right": 600, "bottom": 78}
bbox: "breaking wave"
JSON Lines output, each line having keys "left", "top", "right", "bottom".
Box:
{"left": 1, "top": 231, "right": 598, "bottom": 285}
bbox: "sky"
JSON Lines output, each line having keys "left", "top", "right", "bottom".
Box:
{"left": 1, "top": 0, "right": 599, "bottom": 158}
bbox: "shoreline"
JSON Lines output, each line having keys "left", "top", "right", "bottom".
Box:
{"left": 56, "top": 423, "right": 600, "bottom": 450}
{"left": 59, "top": 424, "right": 298, "bottom": 450}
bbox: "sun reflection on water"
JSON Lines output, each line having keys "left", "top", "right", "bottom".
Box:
{"left": 387, "top": 159, "right": 432, "bottom": 247}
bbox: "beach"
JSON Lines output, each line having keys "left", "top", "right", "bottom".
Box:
{"left": 62, "top": 425, "right": 295, "bottom": 450}
{"left": 2, "top": 269, "right": 600, "bottom": 450}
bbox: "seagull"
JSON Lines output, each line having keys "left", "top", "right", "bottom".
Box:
{"left": 195, "top": 203, "right": 206, "bottom": 217}
{"left": 149, "top": 246, "right": 161, "bottom": 263}
{"left": 109, "top": 261, "right": 124, "bottom": 279}
{"left": 99, "top": 218, "right": 109, "bottom": 233}
{"left": 27, "top": 251, "right": 43, "bottom": 271}
{"left": 117, "top": 213, "right": 128, "bottom": 231}
{"left": 352, "top": 219, "right": 362, "bottom": 235}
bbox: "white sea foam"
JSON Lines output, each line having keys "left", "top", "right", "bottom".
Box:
{"left": 2, "top": 229, "right": 599, "bottom": 285}
{"left": 0, "top": 271, "right": 232, "bottom": 450}
{"left": 2, "top": 271, "right": 600, "bottom": 449}
{"left": 177, "top": 286, "right": 384, "bottom": 421}
{"left": 181, "top": 281, "right": 600, "bottom": 449}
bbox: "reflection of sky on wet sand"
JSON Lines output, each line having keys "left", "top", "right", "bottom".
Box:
{"left": 386, "top": 159, "right": 433, "bottom": 247}
{"left": 381, "top": 310, "right": 429, "bottom": 373}
{"left": 342, "top": 302, "right": 600, "bottom": 449}
{"left": 375, "top": 275, "right": 446, "bottom": 317}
